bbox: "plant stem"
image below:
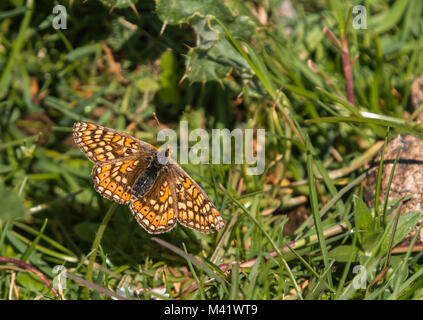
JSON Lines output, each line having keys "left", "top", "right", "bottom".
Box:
{"left": 342, "top": 34, "right": 354, "bottom": 105}
{"left": 84, "top": 203, "right": 118, "bottom": 300}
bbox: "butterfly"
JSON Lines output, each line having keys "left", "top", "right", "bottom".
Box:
{"left": 73, "top": 121, "right": 225, "bottom": 234}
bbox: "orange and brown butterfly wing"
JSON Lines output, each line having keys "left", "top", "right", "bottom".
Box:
{"left": 73, "top": 121, "right": 155, "bottom": 164}
{"left": 129, "top": 172, "right": 177, "bottom": 234}
{"left": 91, "top": 156, "right": 150, "bottom": 204}
{"left": 73, "top": 121, "right": 156, "bottom": 204}
{"left": 170, "top": 164, "right": 225, "bottom": 234}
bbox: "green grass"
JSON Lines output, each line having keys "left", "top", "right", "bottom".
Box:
{"left": 1, "top": 0, "right": 423, "bottom": 300}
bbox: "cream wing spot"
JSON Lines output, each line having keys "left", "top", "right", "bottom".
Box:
{"left": 106, "top": 152, "right": 115, "bottom": 160}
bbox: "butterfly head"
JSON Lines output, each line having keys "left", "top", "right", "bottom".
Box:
{"left": 157, "top": 145, "right": 171, "bottom": 165}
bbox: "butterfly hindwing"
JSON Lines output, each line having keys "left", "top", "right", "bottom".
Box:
{"left": 130, "top": 172, "right": 177, "bottom": 234}
{"left": 92, "top": 156, "right": 150, "bottom": 204}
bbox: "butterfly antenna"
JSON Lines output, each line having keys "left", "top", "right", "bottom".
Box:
{"left": 153, "top": 112, "right": 161, "bottom": 128}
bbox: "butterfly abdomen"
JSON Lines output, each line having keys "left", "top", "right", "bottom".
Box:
{"left": 131, "top": 155, "right": 164, "bottom": 198}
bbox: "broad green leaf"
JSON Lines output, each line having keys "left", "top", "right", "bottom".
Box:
{"left": 354, "top": 195, "right": 374, "bottom": 232}
{"left": 0, "top": 164, "right": 14, "bottom": 174}
{"left": 107, "top": 19, "right": 138, "bottom": 51}
{"left": 185, "top": 40, "right": 232, "bottom": 82}
{"left": 155, "top": 0, "right": 254, "bottom": 82}
{"left": 362, "top": 229, "right": 383, "bottom": 253}
{"left": 158, "top": 52, "right": 180, "bottom": 104}
{"left": 353, "top": 195, "right": 380, "bottom": 252}
{"left": 99, "top": 0, "right": 138, "bottom": 9}
{"left": 66, "top": 44, "right": 99, "bottom": 62}
{"left": 190, "top": 15, "right": 218, "bottom": 49}
{"left": 73, "top": 222, "right": 99, "bottom": 243}
{"left": 155, "top": 0, "right": 231, "bottom": 25}
{"left": 380, "top": 211, "right": 422, "bottom": 254}
{"left": 136, "top": 76, "right": 160, "bottom": 92}
{"left": 328, "top": 245, "right": 359, "bottom": 262}
{"left": 368, "top": 0, "right": 410, "bottom": 34}
{"left": 16, "top": 273, "right": 45, "bottom": 293}
{"left": 0, "top": 181, "right": 26, "bottom": 223}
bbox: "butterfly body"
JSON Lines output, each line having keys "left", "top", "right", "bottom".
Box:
{"left": 131, "top": 153, "right": 164, "bottom": 198}
{"left": 73, "top": 121, "right": 225, "bottom": 234}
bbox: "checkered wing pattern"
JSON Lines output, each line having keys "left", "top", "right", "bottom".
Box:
{"left": 73, "top": 121, "right": 225, "bottom": 234}
{"left": 130, "top": 173, "right": 177, "bottom": 234}
{"left": 73, "top": 122, "right": 154, "bottom": 164}
{"left": 171, "top": 165, "right": 225, "bottom": 233}
{"left": 92, "top": 157, "right": 148, "bottom": 204}
{"left": 73, "top": 122, "right": 155, "bottom": 204}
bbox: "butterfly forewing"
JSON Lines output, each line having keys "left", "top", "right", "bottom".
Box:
{"left": 171, "top": 165, "right": 225, "bottom": 233}
{"left": 73, "top": 121, "right": 154, "bottom": 163}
